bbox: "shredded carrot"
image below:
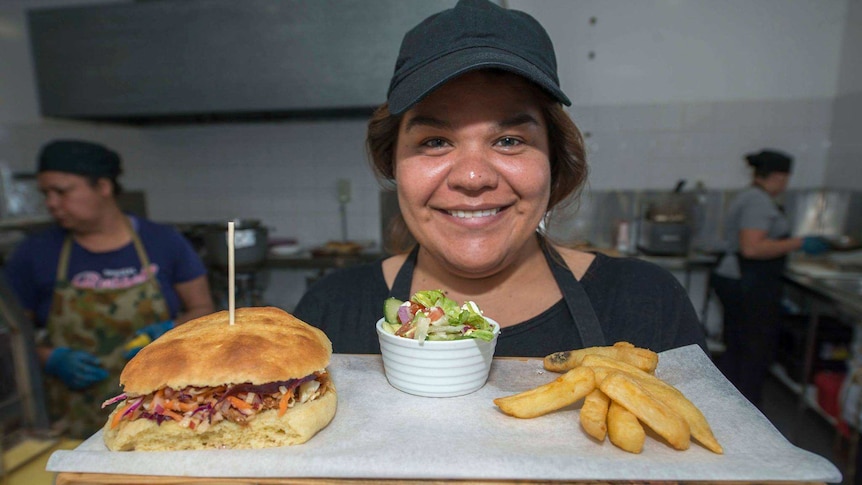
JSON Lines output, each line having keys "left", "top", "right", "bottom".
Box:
{"left": 175, "top": 401, "right": 198, "bottom": 412}
{"left": 162, "top": 399, "right": 197, "bottom": 413}
{"left": 161, "top": 408, "right": 183, "bottom": 422}
{"left": 111, "top": 402, "right": 132, "bottom": 429}
{"left": 227, "top": 395, "right": 252, "bottom": 411}
{"left": 278, "top": 391, "right": 292, "bottom": 417}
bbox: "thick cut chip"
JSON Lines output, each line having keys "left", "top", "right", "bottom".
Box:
{"left": 607, "top": 400, "right": 645, "bottom": 453}
{"left": 494, "top": 366, "right": 595, "bottom": 419}
{"left": 582, "top": 354, "right": 722, "bottom": 454}
{"left": 599, "top": 372, "right": 690, "bottom": 450}
{"left": 580, "top": 389, "right": 610, "bottom": 441}
{"left": 544, "top": 343, "right": 658, "bottom": 374}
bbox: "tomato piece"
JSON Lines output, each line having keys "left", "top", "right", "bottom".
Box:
{"left": 409, "top": 302, "right": 423, "bottom": 316}
{"left": 428, "top": 306, "right": 445, "bottom": 322}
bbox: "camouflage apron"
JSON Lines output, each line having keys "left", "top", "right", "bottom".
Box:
{"left": 44, "top": 224, "right": 169, "bottom": 439}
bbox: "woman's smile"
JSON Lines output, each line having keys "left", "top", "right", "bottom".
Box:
{"left": 445, "top": 208, "right": 501, "bottom": 219}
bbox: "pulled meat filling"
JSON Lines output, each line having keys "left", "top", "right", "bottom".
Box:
{"left": 103, "top": 372, "right": 330, "bottom": 432}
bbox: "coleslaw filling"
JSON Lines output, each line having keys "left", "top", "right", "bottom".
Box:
{"left": 102, "top": 371, "right": 329, "bottom": 432}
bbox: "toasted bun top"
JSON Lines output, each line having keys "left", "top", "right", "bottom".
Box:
{"left": 120, "top": 307, "right": 332, "bottom": 395}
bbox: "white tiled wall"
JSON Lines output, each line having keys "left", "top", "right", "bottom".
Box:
{"left": 826, "top": 0, "right": 862, "bottom": 189}
{"left": 131, "top": 121, "right": 379, "bottom": 246}
{"left": 575, "top": 98, "right": 833, "bottom": 191}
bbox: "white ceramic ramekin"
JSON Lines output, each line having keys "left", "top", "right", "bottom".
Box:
{"left": 376, "top": 317, "right": 501, "bottom": 398}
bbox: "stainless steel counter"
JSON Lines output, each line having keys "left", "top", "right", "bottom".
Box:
{"left": 780, "top": 263, "right": 862, "bottom": 447}
{"left": 784, "top": 270, "right": 862, "bottom": 318}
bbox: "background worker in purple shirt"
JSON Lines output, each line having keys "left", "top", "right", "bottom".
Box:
{"left": 3, "top": 139, "right": 214, "bottom": 438}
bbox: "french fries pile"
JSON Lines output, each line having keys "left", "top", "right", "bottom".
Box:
{"left": 493, "top": 342, "right": 723, "bottom": 455}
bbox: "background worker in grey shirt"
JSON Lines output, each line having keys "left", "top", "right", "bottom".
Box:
{"left": 711, "top": 149, "right": 829, "bottom": 407}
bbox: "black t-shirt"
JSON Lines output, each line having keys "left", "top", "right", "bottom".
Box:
{"left": 293, "top": 252, "right": 706, "bottom": 357}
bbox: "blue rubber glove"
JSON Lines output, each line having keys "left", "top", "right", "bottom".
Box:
{"left": 124, "top": 320, "right": 175, "bottom": 359}
{"left": 138, "top": 320, "right": 175, "bottom": 340}
{"left": 45, "top": 347, "right": 109, "bottom": 390}
{"left": 801, "top": 236, "right": 830, "bottom": 256}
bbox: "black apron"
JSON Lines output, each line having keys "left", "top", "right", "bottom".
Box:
{"left": 713, "top": 194, "right": 789, "bottom": 406}
{"left": 387, "top": 237, "right": 606, "bottom": 348}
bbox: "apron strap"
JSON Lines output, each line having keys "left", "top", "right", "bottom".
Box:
{"left": 55, "top": 216, "right": 153, "bottom": 281}
{"left": 540, "top": 237, "right": 606, "bottom": 347}
{"left": 125, "top": 216, "right": 152, "bottom": 270}
{"left": 56, "top": 238, "right": 74, "bottom": 282}
{"left": 388, "top": 245, "right": 419, "bottom": 301}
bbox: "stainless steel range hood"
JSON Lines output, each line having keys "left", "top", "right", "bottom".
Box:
{"left": 27, "top": 0, "right": 456, "bottom": 125}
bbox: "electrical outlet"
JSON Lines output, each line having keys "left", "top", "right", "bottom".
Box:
{"left": 337, "top": 178, "right": 351, "bottom": 204}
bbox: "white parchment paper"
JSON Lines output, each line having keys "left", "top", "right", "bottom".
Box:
{"left": 47, "top": 345, "right": 842, "bottom": 482}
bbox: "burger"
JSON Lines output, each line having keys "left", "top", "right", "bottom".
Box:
{"left": 101, "top": 307, "right": 336, "bottom": 451}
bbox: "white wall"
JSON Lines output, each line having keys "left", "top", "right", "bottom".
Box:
{"left": 132, "top": 122, "right": 378, "bottom": 244}
{"left": 513, "top": 0, "right": 847, "bottom": 190}
{"left": 825, "top": 0, "right": 862, "bottom": 189}
{"left": 1, "top": 0, "right": 858, "bottom": 310}
{"left": 513, "top": 0, "right": 846, "bottom": 105}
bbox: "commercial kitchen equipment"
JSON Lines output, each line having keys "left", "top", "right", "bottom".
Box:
{"left": 637, "top": 181, "right": 695, "bottom": 256}
{"left": 202, "top": 220, "right": 270, "bottom": 309}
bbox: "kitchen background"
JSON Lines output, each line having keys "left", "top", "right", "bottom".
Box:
{"left": 0, "top": 1, "right": 861, "bottom": 481}
{"left": 0, "top": 0, "right": 860, "bottom": 319}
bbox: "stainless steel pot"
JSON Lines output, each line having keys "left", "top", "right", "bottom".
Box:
{"left": 203, "top": 219, "right": 269, "bottom": 270}
{"left": 827, "top": 235, "right": 862, "bottom": 252}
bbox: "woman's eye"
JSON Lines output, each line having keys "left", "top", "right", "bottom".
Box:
{"left": 496, "top": 137, "right": 522, "bottom": 148}
{"left": 422, "top": 138, "right": 449, "bottom": 149}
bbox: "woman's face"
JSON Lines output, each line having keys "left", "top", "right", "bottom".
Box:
{"left": 758, "top": 171, "right": 791, "bottom": 196}
{"left": 37, "top": 171, "right": 111, "bottom": 230}
{"left": 394, "top": 70, "right": 551, "bottom": 278}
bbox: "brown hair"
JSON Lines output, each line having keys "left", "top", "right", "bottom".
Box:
{"left": 367, "top": 83, "right": 588, "bottom": 254}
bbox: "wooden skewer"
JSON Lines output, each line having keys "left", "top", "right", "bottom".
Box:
{"left": 228, "top": 220, "right": 235, "bottom": 325}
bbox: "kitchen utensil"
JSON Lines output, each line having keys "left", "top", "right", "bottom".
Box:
{"left": 203, "top": 219, "right": 269, "bottom": 270}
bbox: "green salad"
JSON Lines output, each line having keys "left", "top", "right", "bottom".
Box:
{"left": 380, "top": 289, "right": 496, "bottom": 343}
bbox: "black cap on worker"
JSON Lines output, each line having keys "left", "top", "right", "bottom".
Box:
{"left": 37, "top": 140, "right": 121, "bottom": 178}
{"left": 386, "top": 0, "right": 571, "bottom": 115}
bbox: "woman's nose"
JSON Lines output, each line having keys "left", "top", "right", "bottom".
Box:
{"left": 446, "top": 148, "right": 499, "bottom": 192}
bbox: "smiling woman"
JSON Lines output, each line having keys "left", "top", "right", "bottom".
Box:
{"left": 293, "top": 0, "right": 707, "bottom": 358}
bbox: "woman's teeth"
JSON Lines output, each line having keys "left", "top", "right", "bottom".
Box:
{"left": 448, "top": 209, "right": 500, "bottom": 219}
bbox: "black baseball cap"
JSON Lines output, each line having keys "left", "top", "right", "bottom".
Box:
{"left": 387, "top": 0, "right": 571, "bottom": 115}
{"left": 745, "top": 149, "right": 793, "bottom": 173}
{"left": 37, "top": 140, "right": 121, "bottom": 178}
